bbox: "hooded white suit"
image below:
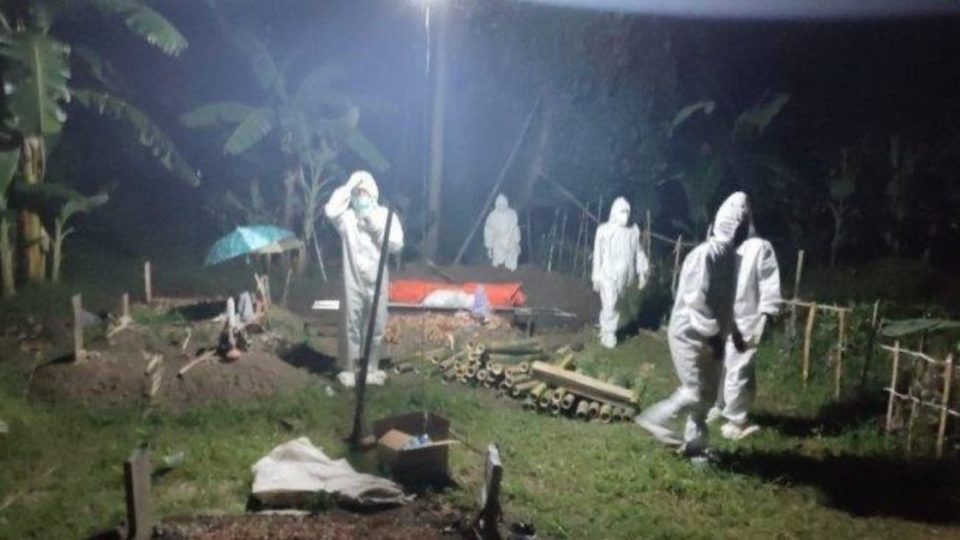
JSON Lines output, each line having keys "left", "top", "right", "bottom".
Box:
{"left": 325, "top": 171, "right": 404, "bottom": 386}
{"left": 483, "top": 194, "right": 521, "bottom": 271}
{"left": 637, "top": 192, "right": 750, "bottom": 454}
{"left": 712, "top": 235, "right": 781, "bottom": 427}
{"left": 592, "top": 197, "right": 650, "bottom": 348}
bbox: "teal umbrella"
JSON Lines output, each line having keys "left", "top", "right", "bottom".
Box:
{"left": 204, "top": 225, "right": 297, "bottom": 266}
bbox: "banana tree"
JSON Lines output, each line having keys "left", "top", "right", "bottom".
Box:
{"left": 0, "top": 147, "right": 20, "bottom": 296}
{"left": 181, "top": 33, "right": 388, "bottom": 274}
{"left": 668, "top": 93, "right": 791, "bottom": 237}
{"left": 827, "top": 147, "right": 860, "bottom": 268}
{"left": 14, "top": 182, "right": 108, "bottom": 282}
{"left": 0, "top": 0, "right": 197, "bottom": 284}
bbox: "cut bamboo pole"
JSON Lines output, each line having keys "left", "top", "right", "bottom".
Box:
{"left": 561, "top": 392, "right": 577, "bottom": 411}
{"left": 670, "top": 234, "right": 683, "bottom": 295}
{"left": 575, "top": 400, "right": 590, "bottom": 419}
{"left": 121, "top": 293, "right": 130, "bottom": 322}
{"left": 143, "top": 261, "right": 152, "bottom": 304}
{"left": 789, "top": 250, "right": 804, "bottom": 342}
{"left": 531, "top": 361, "right": 637, "bottom": 405}
{"left": 177, "top": 350, "right": 216, "bottom": 378}
{"left": 72, "top": 294, "right": 85, "bottom": 363}
{"left": 835, "top": 310, "right": 846, "bottom": 399}
{"left": 802, "top": 303, "right": 817, "bottom": 385}
{"left": 886, "top": 341, "right": 901, "bottom": 434}
{"left": 936, "top": 354, "right": 954, "bottom": 459}
{"left": 587, "top": 401, "right": 600, "bottom": 420}
{"left": 511, "top": 379, "right": 539, "bottom": 398}
{"left": 599, "top": 404, "right": 613, "bottom": 423}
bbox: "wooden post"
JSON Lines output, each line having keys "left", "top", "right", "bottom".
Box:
{"left": 124, "top": 448, "right": 152, "bottom": 540}
{"left": 793, "top": 249, "right": 805, "bottom": 300}
{"left": 670, "top": 234, "right": 683, "bottom": 295}
{"left": 143, "top": 261, "right": 152, "bottom": 304}
{"left": 557, "top": 209, "right": 568, "bottom": 271}
{"left": 471, "top": 443, "right": 503, "bottom": 540}
{"left": 121, "top": 293, "right": 130, "bottom": 322}
{"left": 281, "top": 267, "right": 293, "bottom": 307}
{"left": 936, "top": 354, "right": 954, "bottom": 459}
{"left": 788, "top": 250, "right": 804, "bottom": 344}
{"left": 72, "top": 294, "right": 85, "bottom": 363}
{"left": 644, "top": 209, "right": 652, "bottom": 258}
{"left": 885, "top": 340, "right": 901, "bottom": 434}
{"left": 802, "top": 303, "right": 817, "bottom": 385}
{"left": 834, "top": 309, "right": 846, "bottom": 399}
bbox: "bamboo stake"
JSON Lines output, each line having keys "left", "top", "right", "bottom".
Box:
{"left": 143, "top": 261, "right": 152, "bottom": 304}
{"left": 936, "top": 354, "right": 954, "bottom": 459}
{"left": 802, "top": 303, "right": 817, "bottom": 385}
{"left": 557, "top": 209, "right": 568, "bottom": 271}
{"left": 670, "top": 235, "right": 683, "bottom": 295}
{"left": 526, "top": 212, "right": 533, "bottom": 265}
{"left": 281, "top": 267, "right": 293, "bottom": 307}
{"left": 644, "top": 209, "right": 652, "bottom": 258}
{"left": 72, "top": 294, "right": 85, "bottom": 363}
{"left": 789, "top": 250, "right": 804, "bottom": 343}
{"left": 835, "top": 310, "right": 846, "bottom": 399}
{"left": 121, "top": 293, "right": 130, "bottom": 322}
{"left": 546, "top": 207, "right": 560, "bottom": 272}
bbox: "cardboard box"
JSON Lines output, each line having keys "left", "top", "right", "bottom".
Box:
{"left": 374, "top": 411, "right": 457, "bottom": 484}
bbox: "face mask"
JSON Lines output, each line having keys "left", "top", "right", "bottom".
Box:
{"left": 613, "top": 211, "right": 629, "bottom": 227}
{"left": 351, "top": 194, "right": 374, "bottom": 216}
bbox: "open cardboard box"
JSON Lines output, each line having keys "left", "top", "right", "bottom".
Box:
{"left": 373, "top": 411, "right": 458, "bottom": 484}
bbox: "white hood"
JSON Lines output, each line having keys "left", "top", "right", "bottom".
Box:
{"left": 711, "top": 192, "right": 749, "bottom": 244}
{"left": 608, "top": 197, "right": 631, "bottom": 227}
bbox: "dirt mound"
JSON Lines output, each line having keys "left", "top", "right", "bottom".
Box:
{"left": 29, "top": 306, "right": 320, "bottom": 410}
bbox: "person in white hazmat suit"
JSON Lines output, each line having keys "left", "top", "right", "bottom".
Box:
{"left": 324, "top": 171, "right": 404, "bottom": 388}
{"left": 484, "top": 194, "right": 521, "bottom": 271}
{"left": 636, "top": 192, "right": 751, "bottom": 459}
{"left": 591, "top": 197, "right": 650, "bottom": 349}
{"left": 706, "top": 230, "right": 781, "bottom": 440}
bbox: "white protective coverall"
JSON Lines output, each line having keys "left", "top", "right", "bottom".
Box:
{"left": 710, "top": 235, "right": 781, "bottom": 430}
{"left": 591, "top": 197, "right": 650, "bottom": 348}
{"left": 483, "top": 194, "right": 521, "bottom": 271}
{"left": 637, "top": 192, "right": 750, "bottom": 454}
{"left": 325, "top": 171, "right": 404, "bottom": 387}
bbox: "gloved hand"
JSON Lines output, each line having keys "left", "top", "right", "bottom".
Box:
{"left": 732, "top": 328, "right": 748, "bottom": 353}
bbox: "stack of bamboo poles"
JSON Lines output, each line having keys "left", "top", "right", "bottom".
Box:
{"left": 429, "top": 339, "right": 639, "bottom": 424}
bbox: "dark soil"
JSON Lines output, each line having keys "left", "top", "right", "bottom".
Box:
{"left": 153, "top": 497, "right": 461, "bottom": 540}
{"left": 28, "top": 303, "right": 317, "bottom": 410}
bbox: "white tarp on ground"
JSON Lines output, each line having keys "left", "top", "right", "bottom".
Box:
{"left": 251, "top": 437, "right": 411, "bottom": 508}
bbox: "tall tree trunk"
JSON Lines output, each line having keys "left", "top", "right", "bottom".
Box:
{"left": 0, "top": 216, "right": 14, "bottom": 297}
{"left": 18, "top": 136, "right": 46, "bottom": 283}
{"left": 424, "top": 0, "right": 449, "bottom": 259}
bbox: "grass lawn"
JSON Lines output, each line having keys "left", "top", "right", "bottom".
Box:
{"left": 0, "top": 252, "right": 958, "bottom": 539}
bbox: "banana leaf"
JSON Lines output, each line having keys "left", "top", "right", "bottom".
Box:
{"left": 880, "top": 318, "right": 960, "bottom": 338}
